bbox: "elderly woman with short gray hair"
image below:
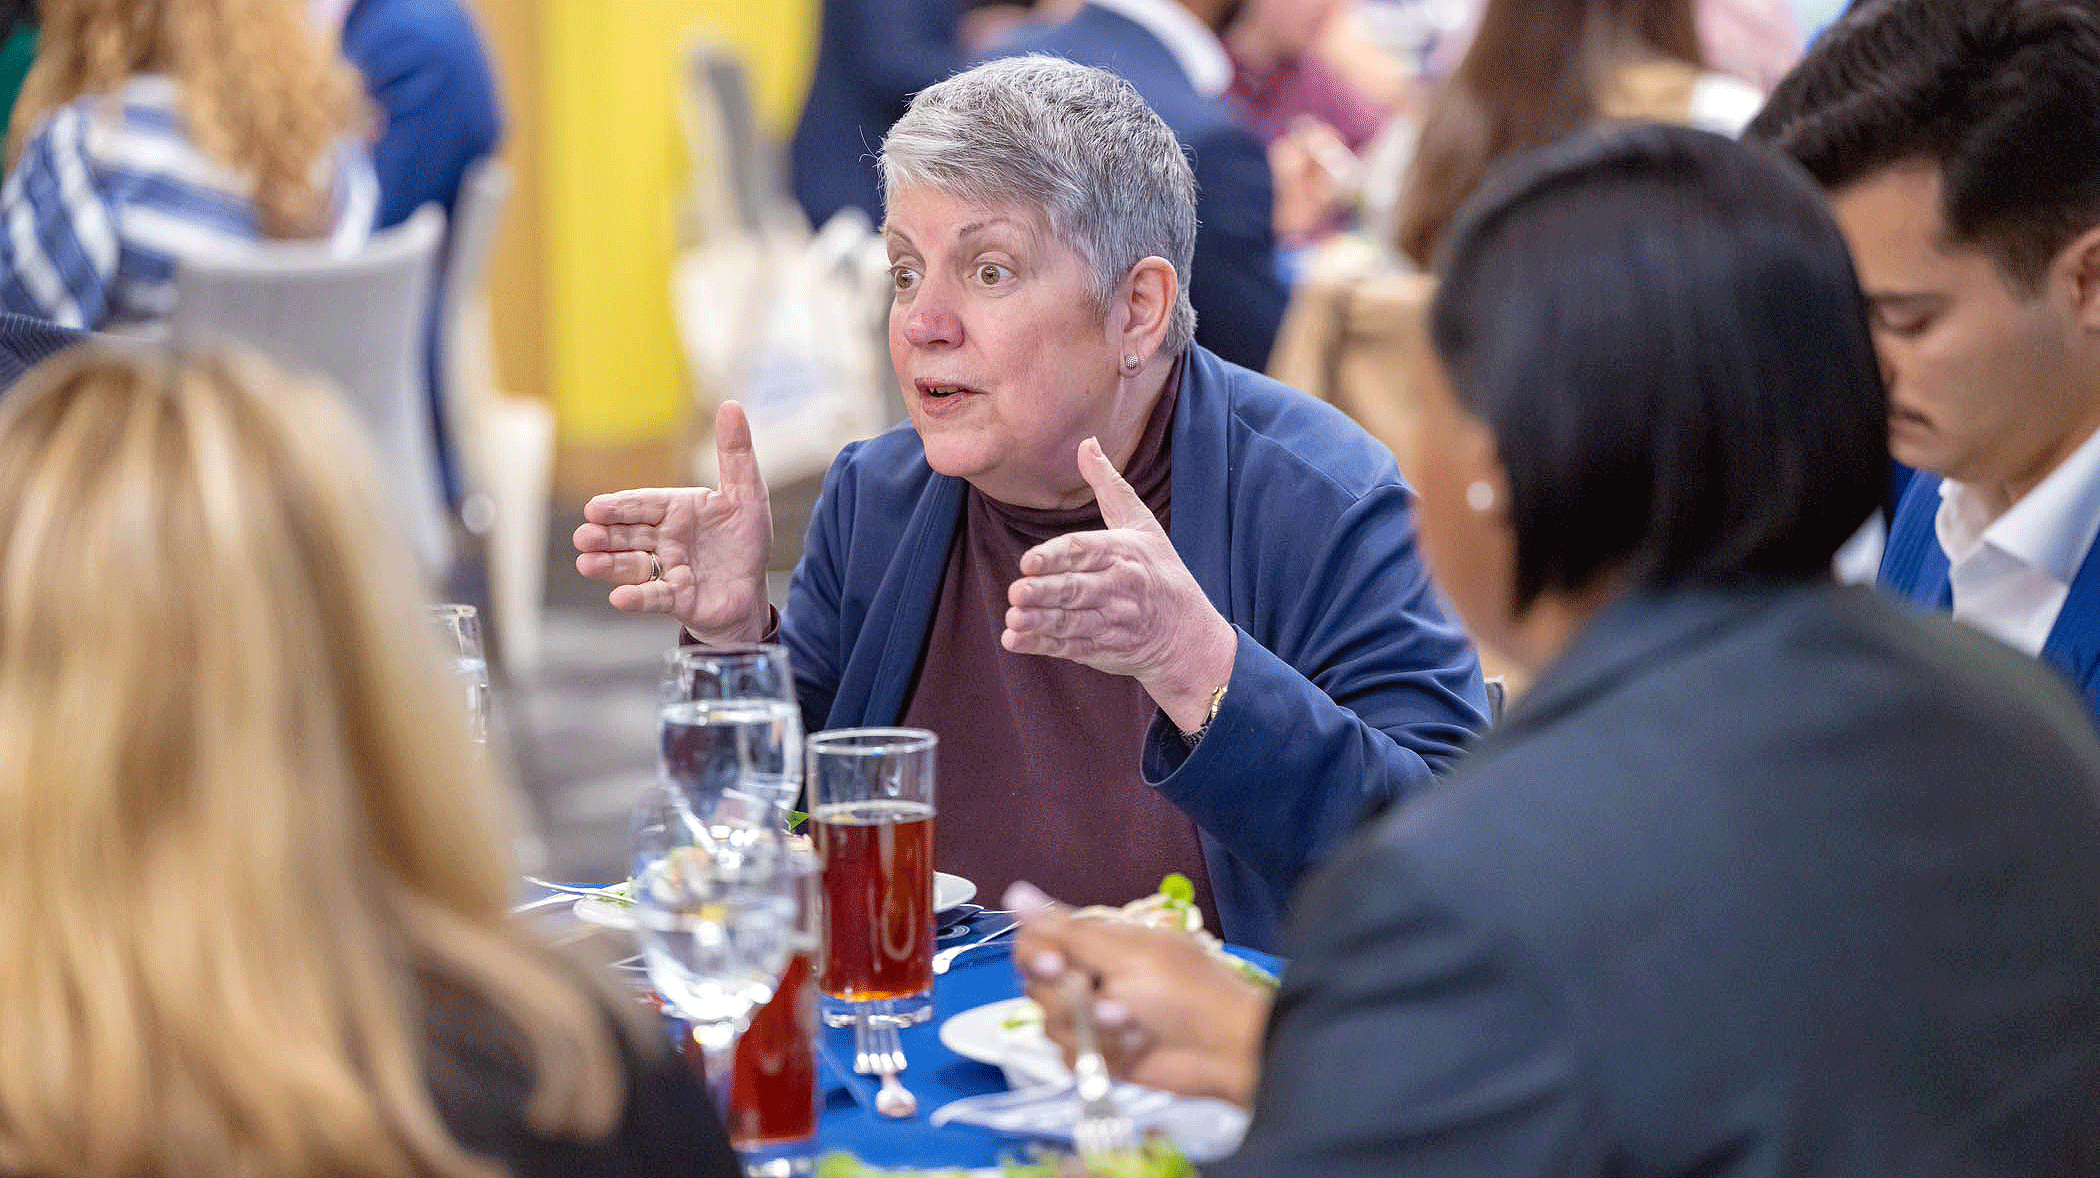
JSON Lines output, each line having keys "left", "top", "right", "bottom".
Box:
{"left": 576, "top": 55, "right": 1486, "bottom": 950}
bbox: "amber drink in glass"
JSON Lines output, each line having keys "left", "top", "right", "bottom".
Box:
{"left": 806, "top": 728, "right": 937, "bottom": 1027}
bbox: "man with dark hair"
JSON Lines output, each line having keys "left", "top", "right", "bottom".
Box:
{"left": 1750, "top": 0, "right": 2100, "bottom": 719}
{"left": 995, "top": 0, "right": 1290, "bottom": 370}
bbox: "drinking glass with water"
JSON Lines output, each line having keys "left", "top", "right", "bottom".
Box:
{"left": 659, "top": 645, "right": 802, "bottom": 826}
{"left": 430, "top": 603, "right": 489, "bottom": 743}
{"left": 630, "top": 778, "right": 804, "bottom": 1094}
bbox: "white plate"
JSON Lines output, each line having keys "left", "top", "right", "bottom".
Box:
{"left": 574, "top": 872, "right": 976, "bottom": 931}
{"left": 935, "top": 870, "right": 977, "bottom": 913}
{"left": 939, "top": 996, "right": 1067, "bottom": 1087}
{"left": 936, "top": 997, "right": 1250, "bottom": 1161}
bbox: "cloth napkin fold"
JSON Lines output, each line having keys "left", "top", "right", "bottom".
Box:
{"left": 929, "top": 1083, "right": 1249, "bottom": 1162}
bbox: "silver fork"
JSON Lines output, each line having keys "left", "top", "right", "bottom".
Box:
{"left": 1063, "top": 972, "right": 1136, "bottom": 1160}
{"left": 853, "top": 1017, "right": 918, "bottom": 1118}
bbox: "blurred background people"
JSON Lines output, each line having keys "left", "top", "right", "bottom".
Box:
{"left": 1752, "top": 0, "right": 2100, "bottom": 722}
{"left": 1016, "top": 123, "right": 2100, "bottom": 1177}
{"left": 1226, "top": 0, "right": 1390, "bottom": 150}
{"left": 789, "top": 0, "right": 963, "bottom": 228}
{"left": 0, "top": 344, "right": 738, "bottom": 1178}
{"left": 0, "top": 0, "right": 375, "bottom": 331}
{"left": 996, "top": 0, "right": 1291, "bottom": 369}
{"left": 576, "top": 56, "right": 1486, "bottom": 951}
{"left": 1425, "top": 0, "right": 1802, "bottom": 88}
{"left": 0, "top": 0, "right": 33, "bottom": 140}
{"left": 1392, "top": 0, "right": 1760, "bottom": 267}
{"left": 319, "top": 0, "right": 507, "bottom": 509}
{"left": 326, "top": 0, "right": 504, "bottom": 232}
{"left": 1226, "top": 0, "right": 1395, "bottom": 248}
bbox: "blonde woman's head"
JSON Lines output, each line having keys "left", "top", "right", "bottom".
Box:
{"left": 12, "top": 0, "right": 368, "bottom": 236}
{"left": 0, "top": 345, "right": 624, "bottom": 1178}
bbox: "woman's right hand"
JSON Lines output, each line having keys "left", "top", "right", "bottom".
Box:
{"left": 1008, "top": 882, "right": 1270, "bottom": 1109}
{"left": 573, "top": 400, "right": 774, "bottom": 644}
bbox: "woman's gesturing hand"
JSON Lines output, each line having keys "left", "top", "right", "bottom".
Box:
{"left": 572, "top": 401, "right": 774, "bottom": 645}
{"left": 1003, "top": 437, "right": 1237, "bottom": 732}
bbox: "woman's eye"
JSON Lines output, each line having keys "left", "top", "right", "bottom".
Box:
{"left": 890, "top": 266, "right": 920, "bottom": 293}
{"left": 1871, "top": 304, "right": 1935, "bottom": 337}
{"left": 976, "top": 263, "right": 1011, "bottom": 285}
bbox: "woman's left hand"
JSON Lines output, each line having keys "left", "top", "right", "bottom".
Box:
{"left": 1003, "top": 437, "right": 1237, "bottom": 733}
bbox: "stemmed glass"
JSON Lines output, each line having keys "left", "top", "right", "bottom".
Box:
{"left": 430, "top": 603, "right": 490, "bottom": 744}
{"left": 659, "top": 645, "right": 802, "bottom": 827}
{"left": 629, "top": 777, "right": 804, "bottom": 1111}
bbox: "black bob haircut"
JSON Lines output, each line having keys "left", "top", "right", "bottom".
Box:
{"left": 1748, "top": 0, "right": 2100, "bottom": 291}
{"left": 1428, "top": 124, "right": 1887, "bottom": 612}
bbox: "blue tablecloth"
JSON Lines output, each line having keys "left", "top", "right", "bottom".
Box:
{"left": 814, "top": 912, "right": 1282, "bottom": 1169}
{"left": 529, "top": 889, "right": 1279, "bottom": 1170}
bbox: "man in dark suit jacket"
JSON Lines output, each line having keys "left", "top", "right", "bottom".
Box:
{"left": 996, "top": 0, "right": 1289, "bottom": 371}
{"left": 790, "top": 0, "right": 965, "bottom": 229}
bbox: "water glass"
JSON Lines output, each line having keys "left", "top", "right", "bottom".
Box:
{"left": 629, "top": 779, "right": 799, "bottom": 1079}
{"left": 660, "top": 645, "right": 802, "bottom": 827}
{"left": 806, "top": 728, "right": 937, "bottom": 1028}
{"left": 430, "top": 603, "right": 489, "bottom": 743}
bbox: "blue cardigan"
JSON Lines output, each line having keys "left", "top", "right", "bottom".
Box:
{"left": 1880, "top": 471, "right": 2100, "bottom": 719}
{"left": 781, "top": 346, "right": 1489, "bottom": 949}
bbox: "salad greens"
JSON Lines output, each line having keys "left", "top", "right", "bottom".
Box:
{"left": 1156, "top": 873, "right": 1196, "bottom": 909}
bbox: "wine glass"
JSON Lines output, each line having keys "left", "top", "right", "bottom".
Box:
{"left": 629, "top": 777, "right": 803, "bottom": 1109}
{"left": 658, "top": 645, "right": 802, "bottom": 827}
{"left": 430, "top": 603, "right": 490, "bottom": 744}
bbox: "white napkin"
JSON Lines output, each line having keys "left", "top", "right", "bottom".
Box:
{"left": 930, "top": 1083, "right": 1249, "bottom": 1163}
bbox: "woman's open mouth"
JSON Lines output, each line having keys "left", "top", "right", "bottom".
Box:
{"left": 916, "top": 379, "right": 981, "bottom": 397}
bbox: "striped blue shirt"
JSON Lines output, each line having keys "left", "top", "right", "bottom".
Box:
{"left": 0, "top": 75, "right": 376, "bottom": 330}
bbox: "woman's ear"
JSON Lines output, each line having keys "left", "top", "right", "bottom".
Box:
{"left": 1115, "top": 256, "right": 1178, "bottom": 361}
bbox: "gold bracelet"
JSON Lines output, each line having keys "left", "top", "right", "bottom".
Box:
{"left": 1181, "top": 681, "right": 1230, "bottom": 746}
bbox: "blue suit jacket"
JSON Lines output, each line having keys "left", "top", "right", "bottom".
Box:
{"left": 789, "top": 0, "right": 963, "bottom": 227}
{"left": 1219, "top": 581, "right": 2100, "bottom": 1176}
{"left": 1879, "top": 471, "right": 2100, "bottom": 719}
{"left": 780, "top": 345, "right": 1487, "bottom": 949}
{"left": 995, "top": 4, "right": 1289, "bottom": 372}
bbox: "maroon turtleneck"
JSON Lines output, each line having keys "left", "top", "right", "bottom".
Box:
{"left": 901, "top": 363, "right": 1217, "bottom": 927}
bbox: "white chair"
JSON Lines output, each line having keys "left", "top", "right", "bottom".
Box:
{"left": 172, "top": 206, "right": 452, "bottom": 574}
{"left": 440, "top": 158, "right": 555, "bottom": 673}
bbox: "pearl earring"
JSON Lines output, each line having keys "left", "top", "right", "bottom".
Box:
{"left": 1122, "top": 354, "right": 1142, "bottom": 372}
{"left": 1466, "top": 481, "right": 1496, "bottom": 512}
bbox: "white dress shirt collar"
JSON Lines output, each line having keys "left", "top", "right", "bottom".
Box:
{"left": 1088, "top": 0, "right": 1234, "bottom": 98}
{"left": 1937, "top": 424, "right": 2100, "bottom": 655}
{"left": 1941, "top": 424, "right": 2100, "bottom": 584}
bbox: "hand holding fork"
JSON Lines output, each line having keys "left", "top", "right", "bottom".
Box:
{"left": 1063, "top": 971, "right": 1136, "bottom": 1161}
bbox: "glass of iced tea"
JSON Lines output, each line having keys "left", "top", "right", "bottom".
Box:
{"left": 806, "top": 728, "right": 937, "bottom": 1027}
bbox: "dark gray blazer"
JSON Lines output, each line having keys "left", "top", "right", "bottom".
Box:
{"left": 1215, "top": 580, "right": 2100, "bottom": 1178}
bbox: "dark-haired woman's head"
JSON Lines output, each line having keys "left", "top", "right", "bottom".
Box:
{"left": 1415, "top": 123, "right": 1886, "bottom": 668}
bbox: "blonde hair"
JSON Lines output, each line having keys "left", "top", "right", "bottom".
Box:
{"left": 0, "top": 346, "right": 629, "bottom": 1178}
{"left": 9, "top": 0, "right": 369, "bottom": 237}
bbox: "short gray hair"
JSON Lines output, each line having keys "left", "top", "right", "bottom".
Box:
{"left": 880, "top": 55, "right": 1199, "bottom": 355}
